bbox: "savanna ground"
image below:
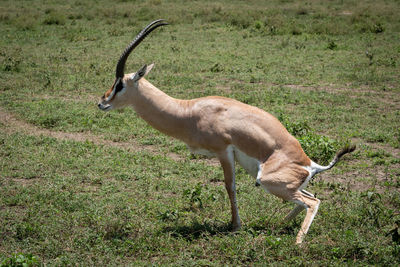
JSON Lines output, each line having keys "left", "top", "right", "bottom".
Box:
{"left": 1, "top": 0, "right": 399, "bottom": 265}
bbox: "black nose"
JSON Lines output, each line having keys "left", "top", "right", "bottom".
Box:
{"left": 97, "top": 103, "right": 101, "bottom": 108}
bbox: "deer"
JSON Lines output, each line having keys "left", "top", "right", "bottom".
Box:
{"left": 97, "top": 19, "right": 356, "bottom": 244}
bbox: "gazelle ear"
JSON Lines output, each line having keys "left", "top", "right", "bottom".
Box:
{"left": 144, "top": 63, "right": 154, "bottom": 76}
{"left": 131, "top": 63, "right": 155, "bottom": 82}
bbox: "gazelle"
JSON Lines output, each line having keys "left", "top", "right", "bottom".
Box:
{"left": 98, "top": 19, "right": 355, "bottom": 244}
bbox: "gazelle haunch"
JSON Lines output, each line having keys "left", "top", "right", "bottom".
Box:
{"left": 98, "top": 20, "right": 356, "bottom": 244}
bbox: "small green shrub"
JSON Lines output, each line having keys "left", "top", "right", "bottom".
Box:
{"left": 372, "top": 22, "right": 384, "bottom": 33}
{"left": 296, "top": 8, "right": 308, "bottom": 16}
{"left": 327, "top": 40, "right": 337, "bottom": 50}
{"left": 210, "top": 63, "right": 224, "bottom": 73}
{"left": 228, "top": 13, "right": 252, "bottom": 29}
{"left": 158, "top": 209, "right": 180, "bottom": 221}
{"left": 254, "top": 20, "right": 263, "bottom": 30}
{"left": 278, "top": 114, "right": 339, "bottom": 164}
{"left": 14, "top": 16, "right": 38, "bottom": 30}
{"left": 298, "top": 133, "right": 337, "bottom": 164}
{"left": 291, "top": 26, "right": 302, "bottom": 35}
{"left": 3, "top": 56, "right": 21, "bottom": 72}
{"left": 43, "top": 11, "right": 66, "bottom": 25}
{"left": 1, "top": 253, "right": 39, "bottom": 267}
{"left": 183, "top": 183, "right": 204, "bottom": 209}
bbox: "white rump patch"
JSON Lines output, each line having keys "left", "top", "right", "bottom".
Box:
{"left": 299, "top": 161, "right": 321, "bottom": 191}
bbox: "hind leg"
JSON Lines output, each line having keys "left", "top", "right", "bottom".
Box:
{"left": 283, "top": 190, "right": 314, "bottom": 222}
{"left": 283, "top": 204, "right": 304, "bottom": 222}
{"left": 291, "top": 191, "right": 320, "bottom": 244}
{"left": 258, "top": 161, "right": 320, "bottom": 244}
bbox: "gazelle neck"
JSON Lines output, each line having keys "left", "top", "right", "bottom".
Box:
{"left": 129, "top": 78, "right": 190, "bottom": 139}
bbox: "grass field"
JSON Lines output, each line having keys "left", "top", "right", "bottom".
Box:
{"left": 1, "top": 0, "right": 399, "bottom": 265}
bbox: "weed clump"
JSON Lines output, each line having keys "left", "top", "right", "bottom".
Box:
{"left": 327, "top": 40, "right": 338, "bottom": 50}
{"left": 14, "top": 16, "right": 38, "bottom": 30}
{"left": 278, "top": 114, "right": 339, "bottom": 164}
{"left": 296, "top": 8, "right": 309, "bottom": 16}
{"left": 371, "top": 22, "right": 384, "bottom": 33}
{"left": 184, "top": 183, "right": 204, "bottom": 209}
{"left": 43, "top": 10, "right": 66, "bottom": 25}
{"left": 1, "top": 48, "right": 22, "bottom": 72}
{"left": 1, "top": 253, "right": 39, "bottom": 267}
{"left": 3, "top": 56, "right": 21, "bottom": 72}
{"left": 229, "top": 16, "right": 252, "bottom": 29}
{"left": 210, "top": 63, "right": 224, "bottom": 73}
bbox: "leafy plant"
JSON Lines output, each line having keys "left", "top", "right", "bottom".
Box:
{"left": 278, "top": 114, "right": 338, "bottom": 163}
{"left": 210, "top": 63, "right": 224, "bottom": 73}
{"left": 183, "top": 183, "right": 204, "bottom": 209}
{"left": 157, "top": 209, "right": 180, "bottom": 221}
{"left": 1, "top": 253, "right": 39, "bottom": 267}
{"left": 372, "top": 22, "right": 384, "bottom": 33}
{"left": 43, "top": 11, "right": 66, "bottom": 25}
{"left": 327, "top": 40, "right": 337, "bottom": 50}
{"left": 388, "top": 219, "right": 400, "bottom": 244}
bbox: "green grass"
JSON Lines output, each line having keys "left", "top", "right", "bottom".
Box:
{"left": 1, "top": 0, "right": 399, "bottom": 265}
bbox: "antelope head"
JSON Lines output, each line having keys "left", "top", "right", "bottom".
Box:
{"left": 98, "top": 19, "right": 168, "bottom": 111}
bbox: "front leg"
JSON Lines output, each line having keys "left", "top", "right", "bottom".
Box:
{"left": 218, "top": 146, "right": 241, "bottom": 231}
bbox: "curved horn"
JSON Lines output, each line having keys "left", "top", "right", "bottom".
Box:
{"left": 115, "top": 19, "right": 168, "bottom": 78}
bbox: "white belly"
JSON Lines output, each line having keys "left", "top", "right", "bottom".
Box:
{"left": 232, "top": 146, "right": 260, "bottom": 178}
{"left": 188, "top": 145, "right": 261, "bottom": 182}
